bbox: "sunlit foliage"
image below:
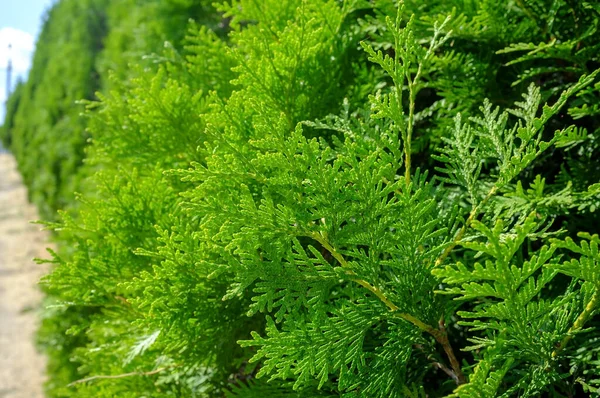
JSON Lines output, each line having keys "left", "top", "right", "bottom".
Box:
{"left": 3, "top": 0, "right": 600, "bottom": 396}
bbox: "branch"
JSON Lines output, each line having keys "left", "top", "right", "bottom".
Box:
{"left": 404, "top": 69, "right": 418, "bottom": 185}
{"left": 514, "top": 0, "right": 539, "bottom": 25}
{"left": 67, "top": 367, "right": 171, "bottom": 387}
{"left": 311, "top": 232, "right": 466, "bottom": 385}
{"left": 432, "top": 360, "right": 460, "bottom": 384}
{"left": 436, "top": 319, "right": 466, "bottom": 384}
{"left": 553, "top": 287, "right": 600, "bottom": 358}
{"left": 434, "top": 185, "right": 498, "bottom": 267}
{"left": 415, "top": 343, "right": 460, "bottom": 384}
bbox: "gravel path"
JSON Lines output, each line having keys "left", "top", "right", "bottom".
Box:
{"left": 0, "top": 153, "right": 49, "bottom": 398}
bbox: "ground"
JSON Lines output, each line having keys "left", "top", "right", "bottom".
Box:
{"left": 0, "top": 153, "right": 49, "bottom": 398}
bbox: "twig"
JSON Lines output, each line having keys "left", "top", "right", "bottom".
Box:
{"left": 415, "top": 343, "right": 460, "bottom": 384}
{"left": 404, "top": 60, "right": 423, "bottom": 186}
{"left": 434, "top": 185, "right": 498, "bottom": 267}
{"left": 432, "top": 359, "right": 460, "bottom": 384}
{"left": 67, "top": 367, "right": 170, "bottom": 387}
{"left": 436, "top": 319, "right": 466, "bottom": 384}
{"left": 311, "top": 232, "right": 466, "bottom": 385}
{"left": 514, "top": 0, "right": 538, "bottom": 24}
{"left": 553, "top": 287, "right": 600, "bottom": 358}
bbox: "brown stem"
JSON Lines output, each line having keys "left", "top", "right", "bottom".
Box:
{"left": 436, "top": 319, "right": 466, "bottom": 384}
{"left": 432, "top": 360, "right": 460, "bottom": 384}
{"left": 415, "top": 343, "right": 460, "bottom": 384}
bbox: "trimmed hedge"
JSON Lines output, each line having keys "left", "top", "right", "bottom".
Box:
{"left": 3, "top": 0, "right": 600, "bottom": 396}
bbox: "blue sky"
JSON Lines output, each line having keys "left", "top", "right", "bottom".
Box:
{"left": 1, "top": 0, "right": 55, "bottom": 121}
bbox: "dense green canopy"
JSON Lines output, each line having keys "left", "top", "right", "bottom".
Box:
{"left": 2, "top": 0, "right": 600, "bottom": 396}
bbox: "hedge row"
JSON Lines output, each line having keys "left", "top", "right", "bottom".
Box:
{"left": 3, "top": 0, "right": 600, "bottom": 396}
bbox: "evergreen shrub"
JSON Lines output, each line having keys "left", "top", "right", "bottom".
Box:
{"left": 3, "top": 0, "right": 600, "bottom": 396}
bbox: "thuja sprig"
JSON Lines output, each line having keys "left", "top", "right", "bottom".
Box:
{"left": 309, "top": 230, "right": 467, "bottom": 384}
{"left": 434, "top": 70, "right": 600, "bottom": 268}
{"left": 361, "top": 3, "right": 451, "bottom": 185}
{"left": 553, "top": 288, "right": 600, "bottom": 357}
{"left": 550, "top": 234, "right": 600, "bottom": 357}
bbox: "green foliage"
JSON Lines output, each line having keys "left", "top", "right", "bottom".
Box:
{"left": 3, "top": 0, "right": 600, "bottom": 396}
{"left": 1, "top": 0, "right": 223, "bottom": 219}
{"left": 0, "top": 80, "right": 24, "bottom": 147}
{"left": 5, "top": 0, "right": 108, "bottom": 218}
